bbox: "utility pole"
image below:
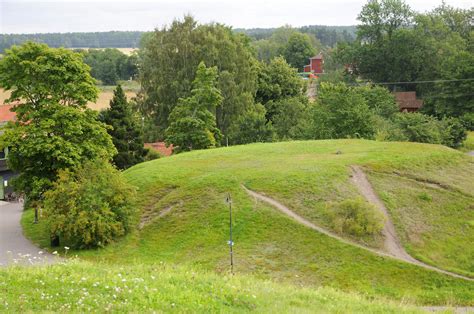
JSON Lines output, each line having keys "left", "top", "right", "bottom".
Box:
{"left": 226, "top": 193, "right": 234, "bottom": 275}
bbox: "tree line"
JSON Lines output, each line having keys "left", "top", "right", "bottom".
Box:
{"left": 0, "top": 31, "right": 142, "bottom": 53}
{"left": 335, "top": 1, "right": 473, "bottom": 125}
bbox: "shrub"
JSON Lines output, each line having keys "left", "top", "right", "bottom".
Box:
{"left": 355, "top": 85, "right": 399, "bottom": 118}
{"left": 44, "top": 160, "right": 137, "bottom": 249}
{"left": 144, "top": 148, "right": 161, "bottom": 161}
{"left": 316, "top": 83, "right": 376, "bottom": 139}
{"left": 330, "top": 198, "right": 385, "bottom": 237}
{"left": 228, "top": 104, "right": 275, "bottom": 145}
{"left": 439, "top": 117, "right": 467, "bottom": 149}
{"left": 460, "top": 113, "right": 474, "bottom": 131}
{"left": 391, "top": 113, "right": 442, "bottom": 144}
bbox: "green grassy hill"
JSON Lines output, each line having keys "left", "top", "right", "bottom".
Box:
{"left": 23, "top": 139, "right": 474, "bottom": 306}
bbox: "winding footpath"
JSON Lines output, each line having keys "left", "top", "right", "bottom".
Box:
{"left": 0, "top": 201, "right": 55, "bottom": 266}
{"left": 243, "top": 167, "right": 473, "bottom": 282}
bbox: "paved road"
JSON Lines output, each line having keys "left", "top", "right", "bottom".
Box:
{"left": 0, "top": 201, "right": 55, "bottom": 266}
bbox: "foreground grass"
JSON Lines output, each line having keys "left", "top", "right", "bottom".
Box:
{"left": 22, "top": 140, "right": 474, "bottom": 305}
{"left": 0, "top": 261, "right": 421, "bottom": 313}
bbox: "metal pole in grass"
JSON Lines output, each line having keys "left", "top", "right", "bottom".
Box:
{"left": 226, "top": 193, "right": 234, "bottom": 275}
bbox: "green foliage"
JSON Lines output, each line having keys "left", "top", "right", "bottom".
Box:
{"left": 460, "top": 113, "right": 474, "bottom": 131}
{"left": 330, "top": 198, "right": 385, "bottom": 237}
{"left": 314, "top": 83, "right": 376, "bottom": 139}
{"left": 165, "top": 62, "right": 223, "bottom": 153}
{"left": 341, "top": 1, "right": 471, "bottom": 122}
{"left": 386, "top": 113, "right": 467, "bottom": 148}
{"left": 0, "top": 31, "right": 143, "bottom": 53}
{"left": 281, "top": 32, "right": 316, "bottom": 71}
{"left": 144, "top": 148, "right": 161, "bottom": 161}
{"left": 270, "top": 96, "right": 310, "bottom": 140}
{"left": 0, "top": 42, "right": 115, "bottom": 200}
{"left": 357, "top": 0, "right": 413, "bottom": 42}
{"left": 99, "top": 85, "right": 147, "bottom": 169}
{"left": 140, "top": 16, "right": 257, "bottom": 139}
{"left": 439, "top": 117, "right": 467, "bottom": 149}
{"left": 430, "top": 50, "right": 474, "bottom": 118}
{"left": 256, "top": 57, "right": 304, "bottom": 116}
{"left": 228, "top": 104, "right": 275, "bottom": 145}
{"left": 355, "top": 85, "right": 399, "bottom": 118}
{"left": 44, "top": 160, "right": 137, "bottom": 249}
{"left": 83, "top": 48, "right": 138, "bottom": 85}
{"left": 390, "top": 113, "right": 442, "bottom": 144}
{"left": 0, "top": 42, "right": 98, "bottom": 111}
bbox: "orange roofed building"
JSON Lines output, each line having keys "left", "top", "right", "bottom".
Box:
{"left": 394, "top": 92, "right": 423, "bottom": 112}
{"left": 0, "top": 104, "right": 16, "bottom": 125}
{"left": 144, "top": 142, "right": 173, "bottom": 157}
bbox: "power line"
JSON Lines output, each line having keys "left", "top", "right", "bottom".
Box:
{"left": 350, "top": 78, "right": 474, "bottom": 86}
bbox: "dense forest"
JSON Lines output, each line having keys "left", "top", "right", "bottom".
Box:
{"left": 0, "top": 31, "right": 143, "bottom": 52}
{"left": 0, "top": 25, "right": 355, "bottom": 53}
{"left": 236, "top": 25, "right": 356, "bottom": 46}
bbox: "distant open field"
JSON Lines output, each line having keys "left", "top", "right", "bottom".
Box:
{"left": 68, "top": 47, "right": 137, "bottom": 55}
{"left": 1, "top": 88, "right": 136, "bottom": 111}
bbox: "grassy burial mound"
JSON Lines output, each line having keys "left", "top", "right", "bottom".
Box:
{"left": 23, "top": 139, "right": 474, "bottom": 305}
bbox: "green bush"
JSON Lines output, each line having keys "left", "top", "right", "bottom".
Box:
{"left": 460, "top": 113, "right": 474, "bottom": 131}
{"left": 439, "top": 117, "right": 467, "bottom": 149}
{"left": 44, "top": 160, "right": 137, "bottom": 249}
{"left": 330, "top": 198, "right": 385, "bottom": 237}
{"left": 144, "top": 148, "right": 161, "bottom": 161}
{"left": 388, "top": 113, "right": 467, "bottom": 148}
{"left": 391, "top": 112, "right": 442, "bottom": 144}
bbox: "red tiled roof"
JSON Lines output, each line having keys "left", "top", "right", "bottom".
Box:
{"left": 310, "top": 53, "right": 323, "bottom": 60}
{"left": 0, "top": 105, "right": 16, "bottom": 123}
{"left": 394, "top": 92, "right": 423, "bottom": 109}
{"left": 144, "top": 142, "right": 173, "bottom": 157}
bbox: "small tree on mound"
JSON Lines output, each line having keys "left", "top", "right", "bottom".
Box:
{"left": 100, "top": 85, "right": 147, "bottom": 169}
{"left": 44, "top": 160, "right": 137, "bottom": 249}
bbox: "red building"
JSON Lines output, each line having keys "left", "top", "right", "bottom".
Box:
{"left": 304, "top": 53, "right": 323, "bottom": 74}
{"left": 394, "top": 92, "right": 423, "bottom": 112}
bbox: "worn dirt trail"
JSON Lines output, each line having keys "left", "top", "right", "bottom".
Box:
{"left": 350, "top": 166, "right": 417, "bottom": 262}
{"left": 243, "top": 178, "right": 473, "bottom": 281}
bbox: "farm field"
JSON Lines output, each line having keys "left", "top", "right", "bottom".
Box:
{"left": 0, "top": 87, "right": 136, "bottom": 112}
{"left": 68, "top": 47, "right": 137, "bottom": 55}
{"left": 23, "top": 139, "right": 474, "bottom": 306}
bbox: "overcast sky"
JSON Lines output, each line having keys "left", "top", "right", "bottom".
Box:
{"left": 0, "top": 0, "right": 472, "bottom": 34}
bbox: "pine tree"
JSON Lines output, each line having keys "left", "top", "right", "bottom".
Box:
{"left": 165, "top": 62, "right": 223, "bottom": 153}
{"left": 100, "top": 85, "right": 147, "bottom": 169}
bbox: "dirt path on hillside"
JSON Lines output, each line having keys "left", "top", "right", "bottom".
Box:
{"left": 243, "top": 185, "right": 473, "bottom": 281}
{"left": 349, "top": 166, "right": 418, "bottom": 262}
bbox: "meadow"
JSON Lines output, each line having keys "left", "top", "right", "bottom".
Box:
{"left": 22, "top": 139, "right": 474, "bottom": 306}
{"left": 1, "top": 87, "right": 136, "bottom": 112}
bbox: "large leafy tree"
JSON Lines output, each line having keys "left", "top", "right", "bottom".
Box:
{"left": 256, "top": 56, "right": 304, "bottom": 121}
{"left": 313, "top": 83, "right": 376, "bottom": 139}
{"left": 165, "top": 62, "right": 222, "bottom": 153}
{"left": 99, "top": 85, "right": 147, "bottom": 169}
{"left": 282, "top": 32, "right": 316, "bottom": 71}
{"left": 139, "top": 16, "right": 258, "bottom": 141}
{"left": 0, "top": 42, "right": 116, "bottom": 201}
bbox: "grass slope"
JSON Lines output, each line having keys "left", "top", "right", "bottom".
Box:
{"left": 0, "top": 261, "right": 421, "bottom": 313}
{"left": 23, "top": 140, "right": 474, "bottom": 305}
